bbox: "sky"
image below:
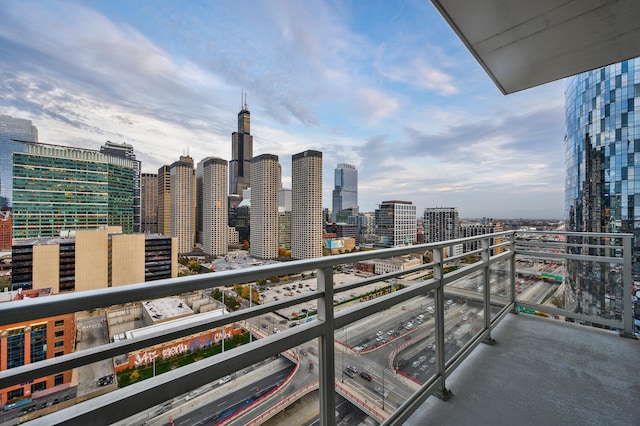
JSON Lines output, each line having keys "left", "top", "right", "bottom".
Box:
{"left": 0, "top": 0, "right": 567, "bottom": 219}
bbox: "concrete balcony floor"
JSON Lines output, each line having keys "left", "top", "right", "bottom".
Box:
{"left": 404, "top": 313, "right": 640, "bottom": 426}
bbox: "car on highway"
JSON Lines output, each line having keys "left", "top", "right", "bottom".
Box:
{"left": 375, "top": 386, "right": 389, "bottom": 397}
{"left": 429, "top": 357, "right": 436, "bottom": 364}
{"left": 344, "top": 368, "right": 355, "bottom": 378}
{"left": 418, "top": 355, "right": 427, "bottom": 362}
{"left": 308, "top": 346, "right": 318, "bottom": 356}
{"left": 346, "top": 365, "right": 358, "bottom": 374}
{"left": 412, "top": 360, "right": 421, "bottom": 368}
{"left": 273, "top": 328, "right": 280, "bottom": 333}
{"left": 359, "top": 372, "right": 372, "bottom": 381}
{"left": 420, "top": 364, "right": 429, "bottom": 371}
{"left": 218, "top": 375, "right": 232, "bottom": 385}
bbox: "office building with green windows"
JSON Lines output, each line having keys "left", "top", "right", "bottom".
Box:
{"left": 11, "top": 142, "right": 136, "bottom": 239}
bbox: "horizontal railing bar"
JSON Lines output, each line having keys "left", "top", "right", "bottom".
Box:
{"left": 515, "top": 249, "right": 624, "bottom": 264}
{"left": 515, "top": 301, "right": 623, "bottom": 329}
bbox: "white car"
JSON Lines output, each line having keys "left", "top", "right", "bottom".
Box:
{"left": 218, "top": 375, "right": 232, "bottom": 385}
{"left": 273, "top": 328, "right": 280, "bottom": 333}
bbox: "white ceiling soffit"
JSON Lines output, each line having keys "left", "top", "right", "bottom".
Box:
{"left": 431, "top": 0, "right": 640, "bottom": 94}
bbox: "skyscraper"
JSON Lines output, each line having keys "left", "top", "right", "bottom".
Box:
{"left": 332, "top": 163, "right": 358, "bottom": 221}
{"left": 250, "top": 154, "right": 279, "bottom": 259}
{"left": 100, "top": 141, "right": 141, "bottom": 232}
{"left": 229, "top": 93, "right": 253, "bottom": 197}
{"left": 157, "top": 165, "right": 171, "bottom": 236}
{"left": 565, "top": 57, "right": 640, "bottom": 316}
{"left": 0, "top": 115, "right": 38, "bottom": 249}
{"left": 11, "top": 142, "right": 135, "bottom": 239}
{"left": 170, "top": 156, "right": 195, "bottom": 254}
{"left": 374, "top": 200, "right": 416, "bottom": 247}
{"left": 292, "top": 150, "right": 323, "bottom": 259}
{"left": 198, "top": 157, "right": 228, "bottom": 256}
{"left": 141, "top": 173, "right": 158, "bottom": 234}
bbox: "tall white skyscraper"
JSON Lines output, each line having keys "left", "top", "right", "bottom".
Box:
{"left": 250, "top": 154, "right": 279, "bottom": 259}
{"left": 292, "top": 150, "right": 323, "bottom": 259}
{"left": 199, "top": 157, "right": 228, "bottom": 256}
{"left": 170, "top": 155, "right": 195, "bottom": 254}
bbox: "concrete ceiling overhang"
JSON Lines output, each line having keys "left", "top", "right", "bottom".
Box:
{"left": 431, "top": 0, "right": 640, "bottom": 94}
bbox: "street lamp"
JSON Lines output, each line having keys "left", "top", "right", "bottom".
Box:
{"left": 382, "top": 367, "right": 392, "bottom": 411}
{"left": 222, "top": 289, "right": 225, "bottom": 353}
{"left": 249, "top": 282, "right": 253, "bottom": 343}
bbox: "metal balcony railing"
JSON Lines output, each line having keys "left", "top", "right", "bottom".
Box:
{"left": 0, "top": 230, "right": 634, "bottom": 426}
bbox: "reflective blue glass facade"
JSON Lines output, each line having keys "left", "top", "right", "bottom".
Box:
{"left": 565, "top": 58, "right": 640, "bottom": 323}
{"left": 331, "top": 163, "right": 358, "bottom": 221}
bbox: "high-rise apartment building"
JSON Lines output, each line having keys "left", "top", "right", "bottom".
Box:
{"left": 250, "top": 154, "right": 279, "bottom": 259}
{"left": 332, "top": 163, "right": 358, "bottom": 221}
{"left": 459, "top": 222, "right": 504, "bottom": 255}
{"left": 291, "top": 150, "right": 323, "bottom": 259}
{"left": 141, "top": 173, "right": 158, "bottom": 234}
{"left": 424, "top": 207, "right": 459, "bottom": 243}
{"left": 170, "top": 156, "right": 195, "bottom": 254}
{"left": 565, "top": 58, "right": 640, "bottom": 317}
{"left": 374, "top": 200, "right": 417, "bottom": 247}
{"left": 157, "top": 165, "right": 171, "bottom": 235}
{"left": 100, "top": 141, "right": 141, "bottom": 232}
{"left": 10, "top": 142, "right": 135, "bottom": 239}
{"left": 198, "top": 157, "right": 228, "bottom": 256}
{"left": 229, "top": 94, "right": 253, "bottom": 197}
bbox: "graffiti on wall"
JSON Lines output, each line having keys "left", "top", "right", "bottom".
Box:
{"left": 132, "top": 329, "right": 233, "bottom": 366}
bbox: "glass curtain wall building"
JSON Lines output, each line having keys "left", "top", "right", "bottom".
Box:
{"left": 331, "top": 163, "right": 358, "bottom": 221}
{"left": 12, "top": 142, "right": 135, "bottom": 239}
{"left": 565, "top": 57, "right": 640, "bottom": 319}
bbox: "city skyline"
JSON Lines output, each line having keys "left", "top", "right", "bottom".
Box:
{"left": 0, "top": 1, "right": 565, "bottom": 218}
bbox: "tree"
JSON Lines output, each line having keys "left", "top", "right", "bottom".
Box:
{"left": 242, "top": 240, "right": 250, "bottom": 250}
{"left": 211, "top": 288, "right": 222, "bottom": 300}
{"left": 187, "top": 259, "right": 201, "bottom": 272}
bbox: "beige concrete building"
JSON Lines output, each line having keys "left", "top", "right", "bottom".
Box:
{"left": 170, "top": 156, "right": 196, "bottom": 254}
{"left": 250, "top": 154, "right": 279, "bottom": 259}
{"left": 199, "top": 157, "right": 228, "bottom": 256}
{"left": 292, "top": 150, "right": 323, "bottom": 259}
{"left": 157, "top": 165, "right": 171, "bottom": 235}
{"left": 11, "top": 228, "right": 177, "bottom": 293}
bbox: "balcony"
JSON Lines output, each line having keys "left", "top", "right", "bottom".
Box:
{"left": 0, "top": 230, "right": 637, "bottom": 426}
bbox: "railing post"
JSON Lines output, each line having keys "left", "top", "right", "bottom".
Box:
{"left": 620, "top": 236, "right": 637, "bottom": 339}
{"left": 510, "top": 232, "right": 518, "bottom": 313}
{"left": 482, "top": 237, "right": 496, "bottom": 345}
{"left": 317, "top": 266, "right": 336, "bottom": 425}
{"left": 433, "top": 247, "right": 452, "bottom": 400}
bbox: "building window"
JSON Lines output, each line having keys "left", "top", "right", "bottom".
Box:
{"left": 54, "top": 374, "right": 64, "bottom": 386}
{"left": 31, "top": 381, "right": 47, "bottom": 394}
{"left": 54, "top": 330, "right": 64, "bottom": 338}
{"left": 7, "top": 328, "right": 25, "bottom": 369}
{"left": 54, "top": 320, "right": 64, "bottom": 327}
{"left": 54, "top": 351, "right": 64, "bottom": 357}
{"left": 54, "top": 341, "right": 64, "bottom": 348}
{"left": 31, "top": 324, "right": 47, "bottom": 363}
{"left": 7, "top": 388, "right": 24, "bottom": 401}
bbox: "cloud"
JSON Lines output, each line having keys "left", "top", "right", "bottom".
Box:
{"left": 382, "top": 58, "right": 459, "bottom": 95}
